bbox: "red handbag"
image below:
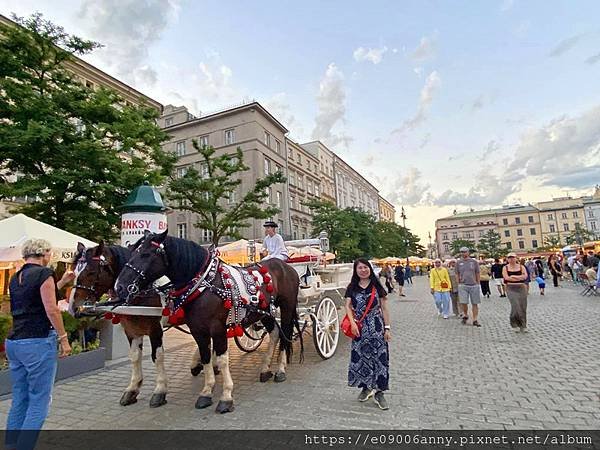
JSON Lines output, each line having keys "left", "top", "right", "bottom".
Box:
{"left": 341, "top": 286, "right": 376, "bottom": 339}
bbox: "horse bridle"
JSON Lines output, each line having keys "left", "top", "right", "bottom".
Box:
{"left": 73, "top": 255, "right": 116, "bottom": 305}
{"left": 121, "top": 241, "right": 169, "bottom": 301}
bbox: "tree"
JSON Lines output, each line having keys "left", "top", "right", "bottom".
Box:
{"left": 0, "top": 14, "right": 174, "bottom": 241}
{"left": 450, "top": 239, "right": 476, "bottom": 257}
{"left": 477, "top": 230, "right": 504, "bottom": 258}
{"left": 565, "top": 223, "right": 594, "bottom": 246}
{"left": 306, "top": 200, "right": 424, "bottom": 262}
{"left": 373, "top": 221, "right": 425, "bottom": 258}
{"left": 166, "top": 143, "right": 285, "bottom": 246}
{"left": 543, "top": 235, "right": 562, "bottom": 249}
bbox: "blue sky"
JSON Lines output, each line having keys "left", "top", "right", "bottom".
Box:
{"left": 3, "top": 0, "right": 600, "bottom": 243}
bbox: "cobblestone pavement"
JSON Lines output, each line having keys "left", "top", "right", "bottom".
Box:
{"left": 0, "top": 276, "right": 598, "bottom": 430}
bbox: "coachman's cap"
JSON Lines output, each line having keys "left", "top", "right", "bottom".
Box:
{"left": 263, "top": 221, "right": 278, "bottom": 228}
{"left": 459, "top": 247, "right": 470, "bottom": 252}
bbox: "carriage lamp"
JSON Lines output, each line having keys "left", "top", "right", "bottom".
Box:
{"left": 319, "top": 231, "right": 329, "bottom": 253}
{"left": 247, "top": 239, "right": 256, "bottom": 263}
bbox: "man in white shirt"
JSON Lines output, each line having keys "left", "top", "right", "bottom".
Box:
{"left": 260, "top": 221, "right": 289, "bottom": 261}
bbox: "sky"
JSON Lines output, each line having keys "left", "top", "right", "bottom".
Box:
{"left": 3, "top": 0, "right": 600, "bottom": 244}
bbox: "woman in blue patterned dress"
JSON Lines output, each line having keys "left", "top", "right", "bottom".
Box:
{"left": 345, "top": 258, "right": 391, "bottom": 410}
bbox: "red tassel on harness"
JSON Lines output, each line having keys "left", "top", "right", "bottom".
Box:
{"left": 162, "top": 307, "right": 171, "bottom": 317}
{"left": 218, "top": 266, "right": 224, "bottom": 273}
{"left": 224, "top": 299, "right": 232, "bottom": 310}
{"left": 222, "top": 272, "right": 230, "bottom": 279}
{"left": 226, "top": 327, "right": 236, "bottom": 338}
{"left": 104, "top": 312, "right": 114, "bottom": 320}
{"left": 258, "top": 266, "right": 268, "bottom": 275}
{"left": 263, "top": 275, "right": 271, "bottom": 283}
{"left": 266, "top": 284, "right": 274, "bottom": 293}
{"left": 111, "top": 315, "right": 121, "bottom": 325}
{"left": 235, "top": 325, "right": 244, "bottom": 337}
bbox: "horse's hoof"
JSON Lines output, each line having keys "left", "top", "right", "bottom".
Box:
{"left": 274, "top": 372, "right": 287, "bottom": 383}
{"left": 259, "top": 371, "right": 273, "bottom": 383}
{"left": 119, "top": 391, "right": 138, "bottom": 406}
{"left": 195, "top": 396, "right": 213, "bottom": 409}
{"left": 149, "top": 393, "right": 167, "bottom": 408}
{"left": 215, "top": 400, "right": 234, "bottom": 414}
{"left": 190, "top": 365, "right": 203, "bottom": 377}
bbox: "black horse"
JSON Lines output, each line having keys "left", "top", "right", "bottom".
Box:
{"left": 70, "top": 242, "right": 204, "bottom": 408}
{"left": 114, "top": 230, "right": 303, "bottom": 413}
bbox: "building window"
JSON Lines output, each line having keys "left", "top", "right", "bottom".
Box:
{"left": 549, "top": 224, "right": 556, "bottom": 233}
{"left": 591, "top": 221, "right": 597, "bottom": 230}
{"left": 267, "top": 187, "right": 272, "bottom": 204}
{"left": 518, "top": 241, "right": 525, "bottom": 249}
{"left": 502, "top": 218, "right": 508, "bottom": 225}
{"left": 573, "top": 211, "right": 578, "bottom": 218}
{"left": 530, "top": 228, "right": 536, "bottom": 235}
{"left": 479, "top": 230, "right": 485, "bottom": 237}
{"left": 228, "top": 190, "right": 236, "bottom": 204}
{"left": 504, "top": 230, "right": 510, "bottom": 237}
{"left": 506, "top": 242, "right": 512, "bottom": 250}
{"left": 176, "top": 141, "right": 186, "bottom": 157}
{"left": 289, "top": 148, "right": 294, "bottom": 160}
{"left": 276, "top": 191, "right": 282, "bottom": 208}
{"left": 225, "top": 129, "right": 235, "bottom": 145}
{"left": 176, "top": 166, "right": 188, "bottom": 178}
{"left": 289, "top": 171, "right": 296, "bottom": 186}
{"left": 298, "top": 175, "right": 304, "bottom": 190}
{"left": 547, "top": 214, "right": 554, "bottom": 220}
{"left": 442, "top": 233, "right": 448, "bottom": 241}
{"left": 177, "top": 223, "right": 187, "bottom": 239}
{"left": 307, "top": 179, "right": 313, "bottom": 194}
{"left": 532, "top": 239, "right": 538, "bottom": 248}
{"left": 314, "top": 184, "right": 319, "bottom": 197}
{"left": 264, "top": 131, "right": 271, "bottom": 147}
{"left": 517, "top": 229, "right": 523, "bottom": 237}
{"left": 563, "top": 223, "right": 569, "bottom": 231}
{"left": 515, "top": 217, "right": 521, "bottom": 224}
{"left": 528, "top": 216, "right": 534, "bottom": 223}
{"left": 165, "top": 117, "right": 173, "bottom": 127}
{"left": 264, "top": 158, "right": 271, "bottom": 176}
{"left": 588, "top": 210, "right": 594, "bottom": 218}
{"left": 275, "top": 140, "right": 281, "bottom": 154}
{"left": 198, "top": 135, "right": 209, "bottom": 148}
{"left": 452, "top": 232, "right": 458, "bottom": 240}
{"left": 202, "top": 229, "right": 213, "bottom": 243}
{"left": 298, "top": 154, "right": 302, "bottom": 164}
{"left": 561, "top": 212, "right": 568, "bottom": 219}
{"left": 443, "top": 243, "right": 449, "bottom": 252}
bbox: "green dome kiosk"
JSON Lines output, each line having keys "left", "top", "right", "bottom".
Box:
{"left": 120, "top": 181, "right": 169, "bottom": 246}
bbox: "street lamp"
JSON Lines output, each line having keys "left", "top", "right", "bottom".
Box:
{"left": 401, "top": 206, "right": 409, "bottom": 265}
{"left": 318, "top": 231, "right": 330, "bottom": 253}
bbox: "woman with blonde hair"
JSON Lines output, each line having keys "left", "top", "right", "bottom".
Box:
{"left": 5, "top": 239, "right": 72, "bottom": 450}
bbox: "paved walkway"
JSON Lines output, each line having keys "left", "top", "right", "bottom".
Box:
{"left": 0, "top": 276, "right": 598, "bottom": 430}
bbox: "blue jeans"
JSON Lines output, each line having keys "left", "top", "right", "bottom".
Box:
{"left": 5, "top": 331, "right": 58, "bottom": 450}
{"left": 433, "top": 291, "right": 451, "bottom": 317}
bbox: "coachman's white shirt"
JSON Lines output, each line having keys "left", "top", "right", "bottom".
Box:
{"left": 261, "top": 234, "right": 289, "bottom": 261}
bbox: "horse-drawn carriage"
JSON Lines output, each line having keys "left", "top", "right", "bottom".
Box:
{"left": 72, "top": 234, "right": 350, "bottom": 412}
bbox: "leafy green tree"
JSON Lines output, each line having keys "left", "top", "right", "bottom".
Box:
{"left": 450, "top": 239, "right": 477, "bottom": 256}
{"left": 0, "top": 14, "right": 174, "bottom": 241}
{"left": 373, "top": 221, "right": 425, "bottom": 258}
{"left": 166, "top": 143, "right": 285, "bottom": 246}
{"left": 543, "top": 235, "right": 562, "bottom": 249}
{"left": 565, "top": 223, "right": 594, "bottom": 246}
{"left": 477, "top": 230, "right": 504, "bottom": 258}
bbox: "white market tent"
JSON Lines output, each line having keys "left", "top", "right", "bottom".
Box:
{"left": 0, "top": 214, "right": 96, "bottom": 264}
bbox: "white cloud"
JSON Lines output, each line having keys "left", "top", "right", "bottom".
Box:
{"left": 585, "top": 52, "right": 600, "bottom": 65}
{"left": 311, "top": 63, "right": 352, "bottom": 149}
{"left": 392, "top": 70, "right": 441, "bottom": 134}
{"left": 411, "top": 33, "right": 438, "bottom": 62}
{"left": 548, "top": 33, "right": 585, "bottom": 57}
{"left": 77, "top": 0, "right": 181, "bottom": 86}
{"left": 501, "top": 0, "right": 515, "bottom": 12}
{"left": 353, "top": 46, "right": 388, "bottom": 64}
{"left": 508, "top": 105, "right": 600, "bottom": 188}
{"left": 432, "top": 172, "right": 518, "bottom": 207}
{"left": 264, "top": 92, "right": 305, "bottom": 138}
{"left": 386, "top": 168, "right": 430, "bottom": 206}
{"left": 413, "top": 67, "right": 424, "bottom": 77}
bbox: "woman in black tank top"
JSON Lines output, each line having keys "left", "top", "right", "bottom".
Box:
{"left": 502, "top": 253, "right": 529, "bottom": 333}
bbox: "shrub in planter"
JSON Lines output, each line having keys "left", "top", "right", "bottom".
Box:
{"left": 0, "top": 313, "right": 12, "bottom": 353}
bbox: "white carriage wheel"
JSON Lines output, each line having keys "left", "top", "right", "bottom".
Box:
{"left": 234, "top": 322, "right": 267, "bottom": 353}
{"left": 312, "top": 296, "right": 339, "bottom": 359}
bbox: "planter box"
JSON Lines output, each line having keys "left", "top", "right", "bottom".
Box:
{"left": 0, "top": 347, "right": 106, "bottom": 396}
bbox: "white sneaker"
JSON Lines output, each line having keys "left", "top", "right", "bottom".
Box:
{"left": 521, "top": 327, "right": 529, "bottom": 333}
{"left": 443, "top": 315, "right": 449, "bottom": 319}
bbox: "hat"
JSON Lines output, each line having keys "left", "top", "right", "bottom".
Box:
{"left": 507, "top": 252, "right": 517, "bottom": 258}
{"left": 459, "top": 247, "right": 470, "bottom": 252}
{"left": 263, "top": 221, "right": 278, "bottom": 228}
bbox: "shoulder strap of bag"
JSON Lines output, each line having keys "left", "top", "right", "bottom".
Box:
{"left": 357, "top": 286, "right": 377, "bottom": 324}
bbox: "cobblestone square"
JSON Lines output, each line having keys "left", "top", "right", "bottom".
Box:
{"left": 0, "top": 276, "right": 598, "bottom": 430}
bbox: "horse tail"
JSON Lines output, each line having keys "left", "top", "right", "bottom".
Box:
{"left": 279, "top": 310, "right": 294, "bottom": 363}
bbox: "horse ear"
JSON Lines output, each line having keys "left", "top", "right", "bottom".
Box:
{"left": 77, "top": 242, "right": 86, "bottom": 253}
{"left": 156, "top": 229, "right": 168, "bottom": 242}
{"left": 95, "top": 240, "right": 105, "bottom": 256}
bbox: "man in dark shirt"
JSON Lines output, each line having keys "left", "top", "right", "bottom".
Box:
{"left": 490, "top": 258, "right": 506, "bottom": 298}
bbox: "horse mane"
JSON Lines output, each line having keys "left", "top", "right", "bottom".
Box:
{"left": 107, "top": 245, "right": 131, "bottom": 273}
{"left": 164, "top": 236, "right": 209, "bottom": 288}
